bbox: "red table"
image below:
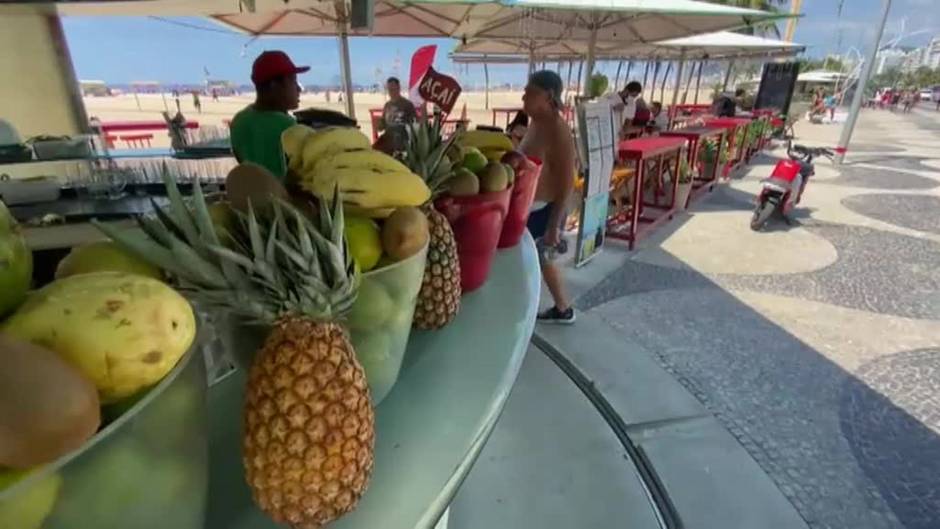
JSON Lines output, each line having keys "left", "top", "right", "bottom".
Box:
{"left": 669, "top": 104, "right": 712, "bottom": 129}
{"left": 95, "top": 120, "right": 200, "bottom": 149}
{"left": 703, "top": 117, "right": 753, "bottom": 177}
{"left": 491, "top": 107, "right": 523, "bottom": 128}
{"left": 661, "top": 126, "right": 725, "bottom": 207}
{"left": 97, "top": 120, "right": 199, "bottom": 132}
{"left": 609, "top": 136, "right": 687, "bottom": 250}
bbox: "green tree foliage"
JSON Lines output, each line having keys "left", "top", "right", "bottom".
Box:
{"left": 799, "top": 57, "right": 846, "bottom": 73}
{"left": 588, "top": 73, "right": 609, "bottom": 98}
{"left": 870, "top": 66, "right": 940, "bottom": 90}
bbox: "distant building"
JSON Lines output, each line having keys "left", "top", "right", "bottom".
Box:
{"left": 80, "top": 80, "right": 110, "bottom": 97}
{"left": 205, "top": 79, "right": 238, "bottom": 96}
{"left": 130, "top": 81, "right": 162, "bottom": 94}
{"left": 900, "top": 48, "right": 926, "bottom": 73}
{"left": 875, "top": 48, "right": 906, "bottom": 75}
{"left": 925, "top": 36, "right": 940, "bottom": 69}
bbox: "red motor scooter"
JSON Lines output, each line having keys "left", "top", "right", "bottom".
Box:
{"left": 750, "top": 143, "right": 833, "bottom": 231}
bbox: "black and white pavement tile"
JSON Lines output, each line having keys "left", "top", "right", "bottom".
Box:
{"left": 850, "top": 156, "right": 940, "bottom": 174}
{"left": 841, "top": 194, "right": 940, "bottom": 235}
{"left": 843, "top": 143, "right": 908, "bottom": 153}
{"left": 714, "top": 224, "right": 940, "bottom": 320}
{"left": 840, "top": 348, "right": 940, "bottom": 529}
{"left": 581, "top": 224, "right": 940, "bottom": 320}
{"left": 823, "top": 166, "right": 939, "bottom": 190}
{"left": 593, "top": 289, "right": 906, "bottom": 529}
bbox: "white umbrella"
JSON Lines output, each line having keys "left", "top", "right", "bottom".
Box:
{"left": 453, "top": 31, "right": 805, "bottom": 63}
{"left": 454, "top": 30, "right": 804, "bottom": 104}
{"left": 452, "top": 0, "right": 787, "bottom": 94}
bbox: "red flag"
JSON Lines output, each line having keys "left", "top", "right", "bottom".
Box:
{"left": 418, "top": 67, "right": 462, "bottom": 115}
{"left": 409, "top": 45, "right": 437, "bottom": 102}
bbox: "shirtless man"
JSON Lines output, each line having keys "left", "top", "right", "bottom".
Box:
{"left": 519, "top": 70, "right": 576, "bottom": 324}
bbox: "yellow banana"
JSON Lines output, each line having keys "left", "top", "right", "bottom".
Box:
{"left": 313, "top": 149, "right": 411, "bottom": 176}
{"left": 480, "top": 147, "right": 507, "bottom": 163}
{"left": 460, "top": 129, "right": 513, "bottom": 152}
{"left": 343, "top": 204, "right": 396, "bottom": 219}
{"left": 281, "top": 124, "right": 315, "bottom": 171}
{"left": 301, "top": 127, "right": 371, "bottom": 171}
{"left": 299, "top": 168, "right": 430, "bottom": 209}
{"left": 333, "top": 168, "right": 431, "bottom": 209}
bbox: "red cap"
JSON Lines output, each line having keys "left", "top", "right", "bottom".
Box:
{"left": 251, "top": 51, "right": 309, "bottom": 84}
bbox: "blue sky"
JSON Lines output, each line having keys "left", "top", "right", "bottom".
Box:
{"left": 62, "top": 0, "right": 939, "bottom": 86}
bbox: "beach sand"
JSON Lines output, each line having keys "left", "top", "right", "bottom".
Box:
{"left": 82, "top": 87, "right": 696, "bottom": 148}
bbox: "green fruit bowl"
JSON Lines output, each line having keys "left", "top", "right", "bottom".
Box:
{"left": 348, "top": 241, "right": 428, "bottom": 404}
{"left": 219, "top": 241, "right": 428, "bottom": 406}
{"left": 0, "top": 330, "right": 208, "bottom": 529}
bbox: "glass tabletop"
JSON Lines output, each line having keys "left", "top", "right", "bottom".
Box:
{"left": 205, "top": 234, "right": 541, "bottom": 529}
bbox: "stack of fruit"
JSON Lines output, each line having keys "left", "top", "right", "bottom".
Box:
{"left": 432, "top": 129, "right": 523, "bottom": 291}
{"left": 0, "top": 198, "right": 204, "bottom": 529}
{"left": 402, "top": 115, "right": 464, "bottom": 330}
{"left": 445, "top": 130, "right": 517, "bottom": 197}
{"left": 98, "top": 176, "right": 377, "bottom": 529}
{"left": 281, "top": 125, "right": 431, "bottom": 218}
{"left": 281, "top": 124, "right": 433, "bottom": 401}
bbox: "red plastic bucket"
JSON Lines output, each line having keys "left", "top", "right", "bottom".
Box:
{"left": 435, "top": 187, "right": 512, "bottom": 292}
{"left": 498, "top": 156, "right": 542, "bottom": 249}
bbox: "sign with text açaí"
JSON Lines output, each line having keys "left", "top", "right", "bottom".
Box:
{"left": 418, "top": 67, "right": 462, "bottom": 115}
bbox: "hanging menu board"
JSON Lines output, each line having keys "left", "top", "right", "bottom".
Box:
{"left": 574, "top": 99, "right": 616, "bottom": 267}
{"left": 754, "top": 62, "right": 800, "bottom": 115}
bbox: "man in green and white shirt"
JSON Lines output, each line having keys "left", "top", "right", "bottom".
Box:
{"left": 230, "top": 51, "right": 308, "bottom": 181}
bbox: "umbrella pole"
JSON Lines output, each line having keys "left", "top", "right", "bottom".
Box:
{"left": 566, "top": 60, "right": 574, "bottom": 94}
{"left": 337, "top": 28, "right": 356, "bottom": 119}
{"left": 682, "top": 60, "right": 695, "bottom": 104}
{"left": 649, "top": 61, "right": 659, "bottom": 102}
{"left": 642, "top": 61, "right": 650, "bottom": 94}
{"left": 695, "top": 61, "right": 705, "bottom": 105}
{"left": 659, "top": 62, "right": 672, "bottom": 103}
{"left": 722, "top": 60, "right": 734, "bottom": 91}
{"left": 528, "top": 47, "right": 535, "bottom": 75}
{"left": 624, "top": 60, "right": 634, "bottom": 84}
{"left": 576, "top": 60, "right": 584, "bottom": 96}
{"left": 582, "top": 25, "right": 597, "bottom": 97}
{"left": 671, "top": 55, "right": 685, "bottom": 119}
{"left": 483, "top": 58, "right": 490, "bottom": 110}
{"left": 614, "top": 59, "right": 624, "bottom": 89}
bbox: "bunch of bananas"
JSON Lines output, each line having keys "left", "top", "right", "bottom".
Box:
{"left": 281, "top": 125, "right": 430, "bottom": 217}
{"left": 459, "top": 129, "right": 514, "bottom": 162}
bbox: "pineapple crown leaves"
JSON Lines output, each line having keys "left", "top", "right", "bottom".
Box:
{"left": 405, "top": 113, "right": 463, "bottom": 198}
{"left": 93, "top": 174, "right": 358, "bottom": 324}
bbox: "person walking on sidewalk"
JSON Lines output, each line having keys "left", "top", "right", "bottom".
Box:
{"left": 520, "top": 70, "right": 576, "bottom": 324}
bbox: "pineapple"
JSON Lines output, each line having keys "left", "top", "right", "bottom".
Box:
{"left": 404, "top": 114, "right": 463, "bottom": 330}
{"left": 95, "top": 175, "right": 374, "bottom": 529}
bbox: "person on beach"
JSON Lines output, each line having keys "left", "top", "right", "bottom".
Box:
{"left": 376, "top": 77, "right": 417, "bottom": 152}
{"left": 824, "top": 92, "right": 837, "bottom": 121}
{"left": 519, "top": 70, "right": 576, "bottom": 324}
{"left": 192, "top": 91, "right": 202, "bottom": 114}
{"left": 607, "top": 81, "right": 648, "bottom": 138}
{"left": 230, "top": 50, "right": 306, "bottom": 180}
{"left": 507, "top": 110, "right": 529, "bottom": 148}
{"left": 649, "top": 101, "right": 669, "bottom": 131}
